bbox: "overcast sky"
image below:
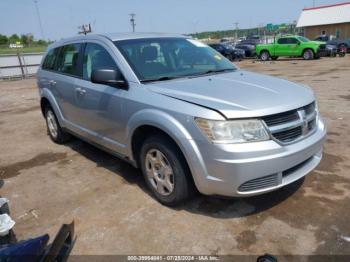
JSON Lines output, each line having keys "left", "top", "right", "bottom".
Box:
{"left": 0, "top": 0, "right": 344, "bottom": 40}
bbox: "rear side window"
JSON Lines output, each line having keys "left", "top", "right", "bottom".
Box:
{"left": 56, "top": 43, "right": 82, "bottom": 77}
{"left": 277, "top": 38, "right": 288, "bottom": 44}
{"left": 83, "top": 43, "right": 117, "bottom": 81}
{"left": 42, "top": 47, "right": 60, "bottom": 70}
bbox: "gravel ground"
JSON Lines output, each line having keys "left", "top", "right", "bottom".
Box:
{"left": 0, "top": 56, "right": 349, "bottom": 258}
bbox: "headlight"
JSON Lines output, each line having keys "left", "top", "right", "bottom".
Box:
{"left": 195, "top": 118, "right": 270, "bottom": 144}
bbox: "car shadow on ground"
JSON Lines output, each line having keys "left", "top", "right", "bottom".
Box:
{"left": 180, "top": 179, "right": 303, "bottom": 219}
{"left": 252, "top": 57, "right": 331, "bottom": 63}
{"left": 65, "top": 137, "right": 304, "bottom": 219}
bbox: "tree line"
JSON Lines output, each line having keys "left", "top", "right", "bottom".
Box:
{"left": 0, "top": 33, "right": 49, "bottom": 46}
{"left": 191, "top": 24, "right": 298, "bottom": 40}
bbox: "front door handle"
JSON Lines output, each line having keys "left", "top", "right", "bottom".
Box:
{"left": 75, "top": 87, "right": 86, "bottom": 95}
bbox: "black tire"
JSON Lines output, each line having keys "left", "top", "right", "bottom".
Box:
{"left": 44, "top": 106, "right": 71, "bottom": 144}
{"left": 271, "top": 56, "right": 278, "bottom": 61}
{"left": 140, "top": 135, "right": 193, "bottom": 206}
{"left": 303, "top": 49, "right": 314, "bottom": 60}
{"left": 260, "top": 51, "right": 270, "bottom": 61}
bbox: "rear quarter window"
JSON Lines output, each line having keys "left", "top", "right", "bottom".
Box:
{"left": 42, "top": 47, "right": 60, "bottom": 70}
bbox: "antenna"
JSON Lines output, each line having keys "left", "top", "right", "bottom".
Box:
{"left": 129, "top": 13, "right": 136, "bottom": 32}
{"left": 33, "top": 0, "right": 45, "bottom": 39}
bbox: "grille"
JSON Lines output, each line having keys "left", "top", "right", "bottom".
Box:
{"left": 304, "top": 102, "right": 315, "bottom": 115}
{"left": 273, "top": 126, "right": 302, "bottom": 143}
{"left": 262, "top": 102, "right": 317, "bottom": 144}
{"left": 319, "top": 44, "right": 326, "bottom": 50}
{"left": 263, "top": 111, "right": 299, "bottom": 126}
{"left": 238, "top": 174, "right": 279, "bottom": 192}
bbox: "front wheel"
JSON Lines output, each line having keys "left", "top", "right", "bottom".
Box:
{"left": 140, "top": 136, "right": 193, "bottom": 206}
{"left": 260, "top": 51, "right": 270, "bottom": 61}
{"left": 303, "top": 49, "right": 314, "bottom": 60}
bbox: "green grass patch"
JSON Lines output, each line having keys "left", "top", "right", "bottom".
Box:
{"left": 0, "top": 45, "right": 47, "bottom": 55}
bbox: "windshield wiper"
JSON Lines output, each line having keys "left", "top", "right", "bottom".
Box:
{"left": 189, "top": 68, "right": 235, "bottom": 77}
{"left": 140, "top": 76, "right": 182, "bottom": 83}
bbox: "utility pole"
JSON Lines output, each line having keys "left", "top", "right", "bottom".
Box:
{"left": 234, "top": 22, "right": 239, "bottom": 42}
{"left": 78, "top": 24, "right": 92, "bottom": 35}
{"left": 129, "top": 13, "right": 136, "bottom": 32}
{"left": 33, "top": 0, "right": 45, "bottom": 39}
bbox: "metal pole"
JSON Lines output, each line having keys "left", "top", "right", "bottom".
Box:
{"left": 33, "top": 0, "right": 45, "bottom": 39}
{"left": 234, "top": 22, "right": 239, "bottom": 42}
{"left": 17, "top": 52, "right": 25, "bottom": 79}
{"left": 129, "top": 13, "right": 136, "bottom": 32}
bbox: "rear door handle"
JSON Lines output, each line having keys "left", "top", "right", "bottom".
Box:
{"left": 75, "top": 87, "right": 86, "bottom": 95}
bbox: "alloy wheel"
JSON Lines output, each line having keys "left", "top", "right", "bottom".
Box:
{"left": 145, "top": 149, "right": 174, "bottom": 196}
{"left": 46, "top": 110, "right": 58, "bottom": 139}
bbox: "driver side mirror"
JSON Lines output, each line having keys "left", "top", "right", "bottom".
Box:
{"left": 91, "top": 69, "right": 128, "bottom": 89}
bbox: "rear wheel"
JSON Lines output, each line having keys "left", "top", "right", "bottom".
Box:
{"left": 44, "top": 106, "right": 71, "bottom": 144}
{"left": 260, "top": 51, "right": 270, "bottom": 61}
{"left": 140, "top": 135, "right": 193, "bottom": 206}
{"left": 303, "top": 49, "right": 314, "bottom": 60}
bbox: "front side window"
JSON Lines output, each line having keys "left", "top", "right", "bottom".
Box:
{"left": 114, "top": 38, "right": 236, "bottom": 82}
{"left": 56, "top": 43, "right": 81, "bottom": 76}
{"left": 288, "top": 38, "right": 299, "bottom": 44}
{"left": 42, "top": 47, "right": 60, "bottom": 70}
{"left": 83, "top": 43, "right": 118, "bottom": 81}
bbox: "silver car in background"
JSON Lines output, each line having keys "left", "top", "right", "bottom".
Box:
{"left": 37, "top": 33, "right": 326, "bottom": 206}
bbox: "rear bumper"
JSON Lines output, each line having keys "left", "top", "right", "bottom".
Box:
{"left": 188, "top": 117, "right": 326, "bottom": 197}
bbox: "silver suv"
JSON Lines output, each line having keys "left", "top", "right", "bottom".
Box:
{"left": 37, "top": 33, "right": 326, "bottom": 206}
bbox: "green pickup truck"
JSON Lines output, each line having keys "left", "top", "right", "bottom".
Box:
{"left": 256, "top": 35, "right": 326, "bottom": 61}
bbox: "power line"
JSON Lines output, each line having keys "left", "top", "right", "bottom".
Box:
{"left": 129, "top": 13, "right": 136, "bottom": 32}
{"left": 33, "top": 0, "right": 45, "bottom": 39}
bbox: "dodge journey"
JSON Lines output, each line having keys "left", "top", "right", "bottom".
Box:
{"left": 37, "top": 33, "right": 326, "bottom": 206}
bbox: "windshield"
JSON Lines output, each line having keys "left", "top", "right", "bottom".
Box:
{"left": 297, "top": 36, "right": 310, "bottom": 42}
{"left": 114, "top": 37, "right": 236, "bottom": 82}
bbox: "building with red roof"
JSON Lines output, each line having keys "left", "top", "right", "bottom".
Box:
{"left": 297, "top": 2, "right": 350, "bottom": 39}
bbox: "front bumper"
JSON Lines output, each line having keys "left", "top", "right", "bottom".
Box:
{"left": 189, "top": 118, "right": 326, "bottom": 197}
{"left": 317, "top": 48, "right": 328, "bottom": 57}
